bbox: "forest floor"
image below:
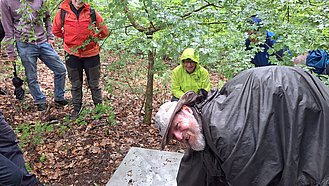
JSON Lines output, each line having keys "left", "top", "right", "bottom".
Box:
{"left": 0, "top": 50, "right": 222, "bottom": 186}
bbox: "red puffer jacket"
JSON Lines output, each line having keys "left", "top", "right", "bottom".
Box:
{"left": 52, "top": 0, "right": 109, "bottom": 58}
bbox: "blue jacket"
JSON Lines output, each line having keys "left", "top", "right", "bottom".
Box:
{"left": 246, "top": 31, "right": 284, "bottom": 67}
{"left": 306, "top": 50, "right": 329, "bottom": 74}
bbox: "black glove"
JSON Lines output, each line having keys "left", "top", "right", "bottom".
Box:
{"left": 12, "top": 77, "right": 24, "bottom": 100}
{"left": 12, "top": 76, "right": 23, "bottom": 88}
{"left": 14, "top": 87, "right": 24, "bottom": 100}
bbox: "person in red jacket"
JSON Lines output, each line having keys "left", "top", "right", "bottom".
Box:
{"left": 52, "top": 0, "right": 109, "bottom": 119}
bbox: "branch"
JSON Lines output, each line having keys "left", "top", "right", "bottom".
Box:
{"left": 122, "top": 1, "right": 222, "bottom": 36}
{"left": 123, "top": 6, "right": 147, "bottom": 33}
{"left": 200, "top": 21, "right": 227, "bottom": 25}
{"left": 142, "top": 1, "right": 156, "bottom": 31}
{"left": 181, "top": 2, "right": 222, "bottom": 19}
{"left": 123, "top": 4, "right": 162, "bottom": 36}
{"left": 48, "top": 0, "right": 65, "bottom": 14}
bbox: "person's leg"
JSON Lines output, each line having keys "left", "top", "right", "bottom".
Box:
{"left": 0, "top": 153, "right": 23, "bottom": 186}
{"left": 0, "top": 150, "right": 38, "bottom": 186}
{"left": 0, "top": 20, "right": 4, "bottom": 52}
{"left": 38, "top": 42, "right": 66, "bottom": 102}
{"left": 16, "top": 41, "right": 46, "bottom": 104}
{"left": 83, "top": 55, "right": 102, "bottom": 105}
{"left": 66, "top": 54, "right": 83, "bottom": 114}
{"left": 0, "top": 112, "right": 38, "bottom": 186}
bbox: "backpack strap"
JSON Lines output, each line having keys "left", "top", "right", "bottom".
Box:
{"left": 61, "top": 8, "right": 96, "bottom": 28}
{"left": 60, "top": 9, "right": 66, "bottom": 29}
{"left": 90, "top": 8, "right": 96, "bottom": 24}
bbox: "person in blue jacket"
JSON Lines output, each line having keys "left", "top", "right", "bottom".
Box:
{"left": 293, "top": 49, "right": 329, "bottom": 75}
{"left": 245, "top": 16, "right": 285, "bottom": 67}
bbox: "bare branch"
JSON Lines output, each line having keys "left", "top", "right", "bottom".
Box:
{"left": 181, "top": 2, "right": 222, "bottom": 19}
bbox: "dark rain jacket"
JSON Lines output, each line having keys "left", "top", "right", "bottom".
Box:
{"left": 176, "top": 66, "right": 329, "bottom": 186}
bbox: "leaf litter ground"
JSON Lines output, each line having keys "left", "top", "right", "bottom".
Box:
{"left": 0, "top": 53, "right": 221, "bottom": 186}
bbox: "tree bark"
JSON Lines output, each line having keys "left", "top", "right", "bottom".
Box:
{"left": 143, "top": 48, "right": 155, "bottom": 124}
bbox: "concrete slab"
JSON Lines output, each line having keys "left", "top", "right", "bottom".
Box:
{"left": 107, "top": 147, "right": 184, "bottom": 186}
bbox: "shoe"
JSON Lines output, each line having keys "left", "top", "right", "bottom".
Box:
{"left": 70, "top": 110, "right": 80, "bottom": 120}
{"left": 37, "top": 103, "right": 48, "bottom": 111}
{"left": 55, "top": 99, "right": 69, "bottom": 106}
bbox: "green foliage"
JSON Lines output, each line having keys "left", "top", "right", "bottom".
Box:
{"left": 59, "top": 125, "right": 69, "bottom": 135}
{"left": 39, "top": 153, "right": 47, "bottom": 163}
{"left": 15, "top": 123, "right": 32, "bottom": 147}
{"left": 319, "top": 75, "right": 329, "bottom": 87}
{"left": 25, "top": 162, "right": 32, "bottom": 172}
{"left": 15, "top": 121, "right": 54, "bottom": 147}
{"left": 74, "top": 108, "right": 89, "bottom": 125}
{"left": 47, "top": 1, "right": 329, "bottom": 86}
{"left": 74, "top": 101, "right": 116, "bottom": 125}
{"left": 100, "top": 0, "right": 327, "bottom": 78}
{"left": 15, "top": 0, "right": 49, "bottom": 42}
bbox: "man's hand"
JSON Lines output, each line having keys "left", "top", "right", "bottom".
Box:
{"left": 48, "top": 39, "right": 55, "bottom": 48}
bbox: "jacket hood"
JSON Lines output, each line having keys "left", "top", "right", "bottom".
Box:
{"left": 180, "top": 48, "right": 200, "bottom": 65}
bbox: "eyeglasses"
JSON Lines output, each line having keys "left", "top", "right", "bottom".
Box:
{"left": 183, "top": 60, "right": 196, "bottom": 65}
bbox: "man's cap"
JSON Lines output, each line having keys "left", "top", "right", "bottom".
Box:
{"left": 154, "top": 91, "right": 197, "bottom": 150}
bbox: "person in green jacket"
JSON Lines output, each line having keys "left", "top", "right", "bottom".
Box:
{"left": 171, "top": 48, "right": 211, "bottom": 101}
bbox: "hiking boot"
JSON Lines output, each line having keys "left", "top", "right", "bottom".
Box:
{"left": 37, "top": 103, "right": 48, "bottom": 111}
{"left": 55, "top": 99, "right": 69, "bottom": 106}
{"left": 70, "top": 110, "right": 80, "bottom": 120}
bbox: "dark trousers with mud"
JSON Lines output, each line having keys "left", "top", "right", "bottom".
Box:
{"left": 66, "top": 54, "right": 102, "bottom": 112}
{"left": 0, "top": 112, "right": 38, "bottom": 186}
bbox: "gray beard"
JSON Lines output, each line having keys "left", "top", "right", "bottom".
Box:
{"left": 190, "top": 133, "right": 205, "bottom": 151}
{"left": 181, "top": 111, "right": 205, "bottom": 151}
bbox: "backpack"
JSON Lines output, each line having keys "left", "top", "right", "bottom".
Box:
{"left": 306, "top": 49, "right": 329, "bottom": 75}
{"left": 60, "top": 8, "right": 96, "bottom": 28}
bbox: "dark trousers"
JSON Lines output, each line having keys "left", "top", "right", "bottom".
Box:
{"left": 0, "top": 20, "right": 5, "bottom": 51}
{"left": 0, "top": 112, "right": 38, "bottom": 186}
{"left": 66, "top": 54, "right": 102, "bottom": 110}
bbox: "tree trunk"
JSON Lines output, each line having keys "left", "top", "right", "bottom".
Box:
{"left": 143, "top": 48, "right": 155, "bottom": 124}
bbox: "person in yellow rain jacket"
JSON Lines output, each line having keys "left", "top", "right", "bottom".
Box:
{"left": 171, "top": 48, "right": 211, "bottom": 101}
